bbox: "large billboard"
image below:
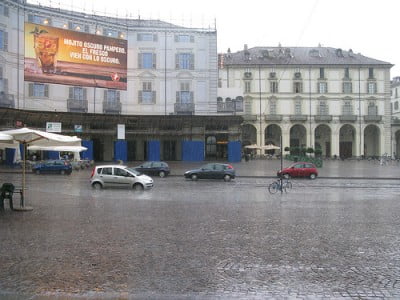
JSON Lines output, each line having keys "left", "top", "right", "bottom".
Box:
{"left": 24, "top": 23, "right": 127, "bottom": 90}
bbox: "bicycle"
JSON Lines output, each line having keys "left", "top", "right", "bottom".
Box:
{"left": 268, "top": 177, "right": 292, "bottom": 194}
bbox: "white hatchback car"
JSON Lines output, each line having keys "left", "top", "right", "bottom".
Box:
{"left": 90, "top": 165, "right": 154, "bottom": 190}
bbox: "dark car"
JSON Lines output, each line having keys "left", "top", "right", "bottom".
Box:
{"left": 32, "top": 159, "right": 72, "bottom": 175}
{"left": 277, "top": 162, "right": 318, "bottom": 179}
{"left": 184, "top": 163, "right": 235, "bottom": 181}
{"left": 133, "top": 161, "right": 170, "bottom": 177}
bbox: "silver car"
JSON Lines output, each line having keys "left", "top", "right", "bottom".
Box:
{"left": 90, "top": 165, "right": 154, "bottom": 190}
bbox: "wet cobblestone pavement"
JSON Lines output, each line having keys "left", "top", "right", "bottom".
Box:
{"left": 0, "top": 160, "right": 400, "bottom": 299}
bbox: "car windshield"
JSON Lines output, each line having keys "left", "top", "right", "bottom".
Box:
{"left": 126, "top": 167, "right": 142, "bottom": 175}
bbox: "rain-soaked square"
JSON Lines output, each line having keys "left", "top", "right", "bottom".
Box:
{"left": 1, "top": 160, "right": 400, "bottom": 299}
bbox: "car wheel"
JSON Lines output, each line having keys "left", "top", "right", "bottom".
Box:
{"left": 92, "top": 182, "right": 102, "bottom": 190}
{"left": 60, "top": 170, "right": 65, "bottom": 175}
{"left": 223, "top": 174, "right": 231, "bottom": 182}
{"left": 310, "top": 173, "right": 317, "bottom": 180}
{"left": 133, "top": 183, "right": 144, "bottom": 191}
{"left": 283, "top": 173, "right": 290, "bottom": 179}
{"left": 191, "top": 174, "right": 198, "bottom": 181}
{"left": 35, "top": 169, "right": 40, "bottom": 175}
{"left": 159, "top": 171, "right": 166, "bottom": 178}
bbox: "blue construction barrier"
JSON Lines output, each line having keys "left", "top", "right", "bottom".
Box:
{"left": 81, "top": 140, "right": 93, "bottom": 160}
{"left": 5, "top": 148, "right": 15, "bottom": 165}
{"left": 147, "top": 141, "right": 160, "bottom": 161}
{"left": 114, "top": 140, "right": 127, "bottom": 162}
{"left": 182, "top": 141, "right": 204, "bottom": 161}
{"left": 228, "top": 141, "right": 242, "bottom": 162}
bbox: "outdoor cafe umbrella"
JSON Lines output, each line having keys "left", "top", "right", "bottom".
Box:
{"left": 244, "top": 144, "right": 261, "bottom": 150}
{"left": 261, "top": 144, "right": 281, "bottom": 150}
{"left": 0, "top": 127, "right": 82, "bottom": 210}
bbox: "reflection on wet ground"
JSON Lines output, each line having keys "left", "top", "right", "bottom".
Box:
{"left": 0, "top": 161, "right": 399, "bottom": 299}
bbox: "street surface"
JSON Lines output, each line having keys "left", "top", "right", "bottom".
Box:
{"left": 0, "top": 160, "right": 400, "bottom": 299}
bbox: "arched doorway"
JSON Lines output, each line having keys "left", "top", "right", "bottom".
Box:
{"left": 364, "top": 124, "right": 380, "bottom": 157}
{"left": 265, "top": 124, "right": 282, "bottom": 155}
{"left": 314, "top": 124, "right": 331, "bottom": 157}
{"left": 242, "top": 124, "right": 257, "bottom": 145}
{"left": 339, "top": 124, "right": 356, "bottom": 158}
{"left": 206, "top": 136, "right": 217, "bottom": 158}
{"left": 395, "top": 130, "right": 400, "bottom": 158}
{"left": 290, "top": 124, "right": 307, "bottom": 148}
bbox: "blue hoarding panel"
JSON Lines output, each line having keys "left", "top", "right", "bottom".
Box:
{"left": 81, "top": 140, "right": 93, "bottom": 160}
{"left": 228, "top": 141, "right": 242, "bottom": 162}
{"left": 147, "top": 141, "right": 160, "bottom": 161}
{"left": 48, "top": 151, "right": 60, "bottom": 160}
{"left": 182, "top": 141, "right": 204, "bottom": 161}
{"left": 114, "top": 140, "right": 127, "bottom": 162}
{"left": 5, "top": 148, "right": 15, "bottom": 165}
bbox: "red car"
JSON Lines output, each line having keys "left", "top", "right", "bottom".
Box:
{"left": 277, "top": 162, "right": 318, "bottom": 179}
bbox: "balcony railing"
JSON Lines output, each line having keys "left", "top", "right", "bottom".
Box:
{"left": 217, "top": 100, "right": 243, "bottom": 113}
{"left": 314, "top": 115, "right": 333, "bottom": 122}
{"left": 364, "top": 115, "right": 382, "bottom": 122}
{"left": 174, "top": 102, "right": 195, "bottom": 114}
{"left": 290, "top": 115, "right": 308, "bottom": 121}
{"left": 265, "top": 114, "right": 283, "bottom": 121}
{"left": 103, "top": 99, "right": 121, "bottom": 114}
{"left": 67, "top": 99, "right": 88, "bottom": 113}
{"left": 339, "top": 115, "right": 357, "bottom": 122}
{"left": 242, "top": 115, "right": 257, "bottom": 121}
{"left": 0, "top": 93, "right": 15, "bottom": 108}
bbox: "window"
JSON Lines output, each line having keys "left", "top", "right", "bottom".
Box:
{"left": 244, "top": 81, "right": 251, "bottom": 93}
{"left": 319, "top": 68, "right": 325, "bottom": 79}
{"left": 396, "top": 88, "right": 398, "bottom": 98}
{"left": 395, "top": 101, "right": 399, "bottom": 110}
{"left": 269, "top": 99, "right": 277, "bottom": 115}
{"left": 367, "top": 82, "right": 377, "bottom": 94}
{"left": 270, "top": 81, "right": 278, "bottom": 93}
{"left": 368, "top": 102, "right": 377, "bottom": 115}
{"left": 175, "top": 34, "right": 194, "bottom": 43}
{"left": 343, "top": 82, "right": 352, "bottom": 94}
{"left": 28, "top": 83, "right": 49, "bottom": 97}
{"left": 0, "top": 4, "right": 9, "bottom": 17}
{"left": 101, "top": 167, "right": 113, "bottom": 175}
{"left": 0, "top": 30, "right": 8, "bottom": 51}
{"left": 318, "top": 101, "right": 328, "bottom": 115}
{"left": 218, "top": 78, "right": 222, "bottom": 88}
{"left": 294, "top": 100, "right": 302, "bottom": 115}
{"left": 139, "top": 82, "right": 156, "bottom": 104}
{"left": 104, "top": 89, "right": 120, "bottom": 102}
{"left": 0, "top": 67, "right": 7, "bottom": 93}
{"left": 294, "top": 82, "right": 303, "bottom": 93}
{"left": 137, "top": 33, "right": 157, "bottom": 41}
{"left": 343, "top": 101, "right": 353, "bottom": 115}
{"left": 318, "top": 82, "right": 327, "bottom": 94}
{"left": 28, "top": 14, "right": 51, "bottom": 25}
{"left": 177, "top": 82, "right": 192, "bottom": 104}
{"left": 69, "top": 87, "right": 86, "bottom": 100}
{"left": 369, "top": 68, "right": 374, "bottom": 79}
{"left": 176, "top": 53, "right": 194, "bottom": 70}
{"left": 344, "top": 67, "right": 350, "bottom": 79}
{"left": 104, "top": 29, "right": 124, "bottom": 38}
{"left": 138, "top": 53, "right": 156, "bottom": 69}
{"left": 68, "top": 21, "right": 88, "bottom": 32}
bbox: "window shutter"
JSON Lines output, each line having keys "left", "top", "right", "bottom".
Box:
{"left": 68, "top": 21, "right": 73, "bottom": 30}
{"left": 116, "top": 91, "right": 120, "bottom": 101}
{"left": 190, "top": 35, "right": 194, "bottom": 43}
{"left": 153, "top": 53, "right": 157, "bottom": 69}
{"left": 138, "top": 53, "right": 142, "bottom": 68}
{"left": 176, "top": 91, "right": 180, "bottom": 102}
{"left": 83, "top": 88, "right": 87, "bottom": 100}
{"left": 153, "top": 34, "right": 158, "bottom": 42}
{"left": 104, "top": 90, "right": 108, "bottom": 100}
{"left": 138, "top": 91, "right": 142, "bottom": 103}
{"left": 175, "top": 54, "right": 179, "bottom": 69}
{"left": 190, "top": 54, "right": 194, "bottom": 70}
{"left": 69, "top": 87, "right": 73, "bottom": 99}
{"left": 152, "top": 91, "right": 156, "bottom": 103}
{"left": 29, "top": 83, "right": 33, "bottom": 97}
{"left": 190, "top": 91, "right": 194, "bottom": 102}
{"left": 44, "top": 84, "right": 49, "bottom": 97}
{"left": 4, "top": 32, "right": 7, "bottom": 51}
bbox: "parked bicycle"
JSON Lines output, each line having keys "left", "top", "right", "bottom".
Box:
{"left": 268, "top": 177, "right": 292, "bottom": 194}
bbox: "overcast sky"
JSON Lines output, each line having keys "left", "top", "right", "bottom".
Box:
{"left": 30, "top": 0, "right": 400, "bottom": 76}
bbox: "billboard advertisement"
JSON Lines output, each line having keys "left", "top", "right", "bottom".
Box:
{"left": 24, "top": 23, "right": 127, "bottom": 90}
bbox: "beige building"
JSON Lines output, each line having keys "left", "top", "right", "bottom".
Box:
{"left": 391, "top": 77, "right": 400, "bottom": 157}
{"left": 218, "top": 45, "right": 393, "bottom": 158}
